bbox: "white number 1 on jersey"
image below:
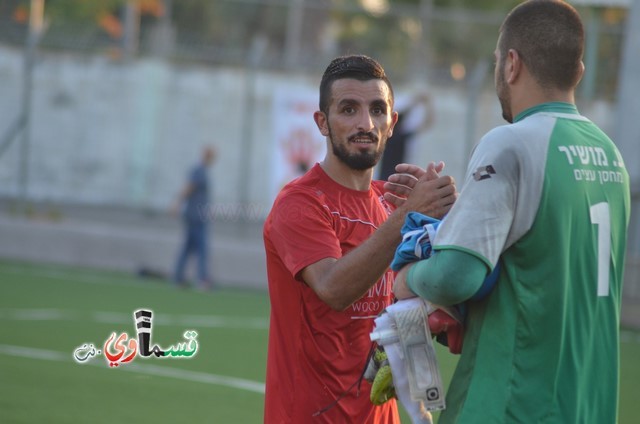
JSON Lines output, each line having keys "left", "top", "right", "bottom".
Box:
{"left": 590, "top": 202, "right": 611, "bottom": 297}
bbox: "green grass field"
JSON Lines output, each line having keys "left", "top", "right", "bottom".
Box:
{"left": 1, "top": 259, "right": 639, "bottom": 423}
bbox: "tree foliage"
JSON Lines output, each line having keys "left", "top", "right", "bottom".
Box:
{"left": 1, "top": 0, "right": 626, "bottom": 95}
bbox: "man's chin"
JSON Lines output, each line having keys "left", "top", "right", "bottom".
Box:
{"left": 340, "top": 155, "right": 379, "bottom": 171}
{"left": 330, "top": 138, "right": 383, "bottom": 170}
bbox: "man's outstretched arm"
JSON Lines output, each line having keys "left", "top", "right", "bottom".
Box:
{"left": 302, "top": 170, "right": 456, "bottom": 311}
{"left": 393, "top": 249, "right": 490, "bottom": 305}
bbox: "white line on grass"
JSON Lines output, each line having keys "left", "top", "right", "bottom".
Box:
{"left": 620, "top": 330, "right": 640, "bottom": 344}
{"left": 0, "top": 344, "right": 265, "bottom": 394}
{"left": 0, "top": 265, "right": 131, "bottom": 286}
{"left": 0, "top": 344, "right": 65, "bottom": 361}
{"left": 7, "top": 308, "right": 74, "bottom": 321}
{"left": 124, "top": 363, "right": 266, "bottom": 393}
{"left": 0, "top": 308, "right": 268, "bottom": 330}
{"left": 3, "top": 309, "right": 638, "bottom": 342}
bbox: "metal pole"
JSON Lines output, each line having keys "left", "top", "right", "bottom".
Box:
{"left": 151, "top": 0, "right": 175, "bottom": 58}
{"left": 238, "top": 36, "right": 267, "bottom": 218}
{"left": 464, "top": 60, "right": 489, "bottom": 156}
{"left": 0, "top": 115, "right": 26, "bottom": 158}
{"left": 615, "top": 0, "right": 640, "bottom": 257}
{"left": 581, "top": 7, "right": 601, "bottom": 101}
{"left": 284, "top": 0, "right": 304, "bottom": 68}
{"left": 123, "top": 0, "right": 140, "bottom": 60}
{"left": 408, "top": 0, "right": 433, "bottom": 81}
{"left": 19, "top": 0, "right": 45, "bottom": 212}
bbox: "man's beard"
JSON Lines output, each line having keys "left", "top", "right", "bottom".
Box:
{"left": 496, "top": 63, "right": 513, "bottom": 123}
{"left": 328, "top": 126, "right": 385, "bottom": 171}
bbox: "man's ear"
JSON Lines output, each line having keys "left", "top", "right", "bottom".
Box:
{"left": 388, "top": 110, "right": 399, "bottom": 138}
{"left": 506, "top": 48, "right": 522, "bottom": 84}
{"left": 577, "top": 60, "right": 585, "bottom": 85}
{"left": 314, "top": 111, "right": 329, "bottom": 136}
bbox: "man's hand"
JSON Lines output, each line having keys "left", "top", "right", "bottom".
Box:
{"left": 391, "top": 161, "right": 444, "bottom": 184}
{"left": 392, "top": 264, "right": 416, "bottom": 300}
{"left": 384, "top": 162, "right": 457, "bottom": 219}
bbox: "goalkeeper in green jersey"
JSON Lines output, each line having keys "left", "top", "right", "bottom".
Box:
{"left": 391, "top": 1, "right": 631, "bottom": 423}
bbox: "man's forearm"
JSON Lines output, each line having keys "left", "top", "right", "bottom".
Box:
{"left": 314, "top": 206, "right": 409, "bottom": 310}
{"left": 407, "top": 249, "right": 489, "bottom": 306}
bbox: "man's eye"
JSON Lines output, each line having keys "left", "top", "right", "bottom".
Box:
{"left": 371, "top": 107, "right": 384, "bottom": 115}
{"left": 343, "top": 107, "right": 355, "bottom": 114}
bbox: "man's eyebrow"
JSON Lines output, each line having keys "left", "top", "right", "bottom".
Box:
{"left": 370, "top": 99, "right": 390, "bottom": 111}
{"left": 336, "top": 98, "right": 358, "bottom": 107}
{"left": 333, "top": 97, "right": 389, "bottom": 112}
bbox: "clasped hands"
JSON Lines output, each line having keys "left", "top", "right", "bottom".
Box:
{"left": 383, "top": 162, "right": 457, "bottom": 300}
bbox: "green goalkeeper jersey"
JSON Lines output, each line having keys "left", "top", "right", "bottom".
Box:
{"left": 433, "top": 102, "right": 630, "bottom": 423}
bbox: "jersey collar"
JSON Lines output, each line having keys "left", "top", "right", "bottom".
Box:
{"left": 514, "top": 102, "right": 579, "bottom": 123}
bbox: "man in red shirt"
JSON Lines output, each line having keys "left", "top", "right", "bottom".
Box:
{"left": 263, "top": 55, "right": 457, "bottom": 423}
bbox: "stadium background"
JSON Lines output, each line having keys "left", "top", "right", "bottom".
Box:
{"left": 1, "top": 0, "right": 639, "bottom": 422}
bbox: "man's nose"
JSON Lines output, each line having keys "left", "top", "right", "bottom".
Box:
{"left": 356, "top": 111, "right": 375, "bottom": 132}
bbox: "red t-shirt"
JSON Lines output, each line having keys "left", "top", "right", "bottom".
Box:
{"left": 263, "top": 164, "right": 399, "bottom": 423}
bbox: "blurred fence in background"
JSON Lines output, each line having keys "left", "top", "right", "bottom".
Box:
{"left": 0, "top": 0, "right": 628, "bottom": 93}
{"left": 0, "top": 0, "right": 637, "bottom": 297}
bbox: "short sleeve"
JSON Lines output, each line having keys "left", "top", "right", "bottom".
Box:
{"left": 267, "top": 189, "right": 342, "bottom": 280}
{"left": 434, "top": 126, "right": 520, "bottom": 268}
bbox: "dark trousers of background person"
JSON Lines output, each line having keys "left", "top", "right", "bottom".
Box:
{"left": 378, "top": 113, "right": 411, "bottom": 181}
{"left": 173, "top": 220, "right": 209, "bottom": 286}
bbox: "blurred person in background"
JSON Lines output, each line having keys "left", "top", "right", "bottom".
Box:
{"left": 378, "top": 91, "right": 434, "bottom": 180}
{"left": 392, "top": 1, "right": 631, "bottom": 422}
{"left": 263, "top": 54, "right": 457, "bottom": 423}
{"left": 172, "top": 145, "right": 217, "bottom": 290}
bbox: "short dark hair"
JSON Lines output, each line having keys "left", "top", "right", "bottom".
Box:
{"left": 318, "top": 55, "right": 394, "bottom": 114}
{"left": 499, "top": 0, "right": 584, "bottom": 90}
